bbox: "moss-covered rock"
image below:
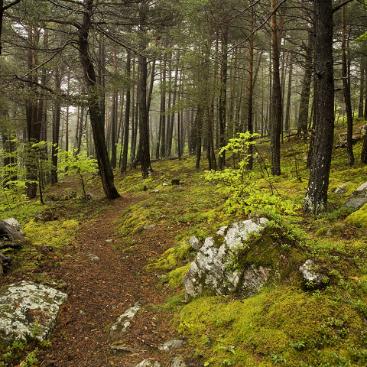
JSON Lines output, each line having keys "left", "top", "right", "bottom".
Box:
{"left": 346, "top": 203, "right": 367, "bottom": 228}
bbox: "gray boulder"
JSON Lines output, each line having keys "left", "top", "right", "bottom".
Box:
{"left": 3, "top": 218, "right": 21, "bottom": 232}
{"left": 0, "top": 281, "right": 67, "bottom": 342}
{"left": 188, "top": 236, "right": 201, "bottom": 251}
{"left": 345, "top": 182, "right": 367, "bottom": 210}
{"left": 184, "top": 218, "right": 270, "bottom": 298}
{"left": 0, "top": 219, "right": 24, "bottom": 243}
{"left": 0, "top": 219, "right": 25, "bottom": 274}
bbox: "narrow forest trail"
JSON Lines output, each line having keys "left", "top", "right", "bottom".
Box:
{"left": 38, "top": 195, "right": 194, "bottom": 367}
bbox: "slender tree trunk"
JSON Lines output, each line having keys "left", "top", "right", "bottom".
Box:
{"left": 51, "top": 69, "right": 61, "bottom": 184}
{"left": 78, "top": 0, "right": 119, "bottom": 199}
{"left": 247, "top": 7, "right": 255, "bottom": 170}
{"left": 25, "top": 26, "right": 42, "bottom": 199}
{"left": 358, "top": 57, "right": 365, "bottom": 119}
{"left": 304, "top": 0, "right": 334, "bottom": 214}
{"left": 297, "top": 30, "right": 313, "bottom": 138}
{"left": 195, "top": 106, "right": 203, "bottom": 170}
{"left": 65, "top": 69, "right": 70, "bottom": 151}
{"left": 284, "top": 56, "right": 293, "bottom": 135}
{"left": 270, "top": 0, "right": 282, "bottom": 176}
{"left": 218, "top": 27, "right": 228, "bottom": 169}
{"left": 121, "top": 50, "right": 131, "bottom": 174}
{"left": 167, "top": 53, "right": 180, "bottom": 157}
{"left": 159, "top": 55, "right": 167, "bottom": 159}
{"left": 137, "top": 1, "right": 151, "bottom": 177}
{"left": 110, "top": 90, "right": 118, "bottom": 168}
{"left": 342, "top": 6, "right": 354, "bottom": 166}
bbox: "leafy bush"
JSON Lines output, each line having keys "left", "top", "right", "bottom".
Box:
{"left": 205, "top": 133, "right": 299, "bottom": 217}
{"left": 58, "top": 149, "right": 98, "bottom": 199}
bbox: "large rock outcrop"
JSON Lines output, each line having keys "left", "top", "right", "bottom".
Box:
{"left": 0, "top": 218, "right": 25, "bottom": 274}
{"left": 345, "top": 182, "right": 367, "bottom": 210}
{"left": 0, "top": 281, "right": 67, "bottom": 342}
{"left": 184, "top": 218, "right": 271, "bottom": 298}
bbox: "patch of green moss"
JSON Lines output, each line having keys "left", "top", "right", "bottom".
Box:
{"left": 150, "top": 242, "right": 192, "bottom": 271}
{"left": 166, "top": 263, "right": 191, "bottom": 288}
{"left": 178, "top": 287, "right": 366, "bottom": 366}
{"left": 24, "top": 219, "right": 79, "bottom": 248}
{"left": 345, "top": 204, "right": 367, "bottom": 228}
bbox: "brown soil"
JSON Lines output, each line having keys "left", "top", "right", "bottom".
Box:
{"left": 37, "top": 195, "right": 197, "bottom": 367}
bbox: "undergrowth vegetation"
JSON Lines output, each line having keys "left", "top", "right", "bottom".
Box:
{"left": 114, "top": 130, "right": 367, "bottom": 366}
{"left": 1, "top": 125, "right": 367, "bottom": 366}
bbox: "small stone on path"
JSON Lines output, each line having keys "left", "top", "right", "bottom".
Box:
{"left": 110, "top": 303, "right": 141, "bottom": 339}
{"left": 135, "top": 360, "right": 161, "bottom": 367}
{"left": 158, "top": 339, "right": 185, "bottom": 352}
{"left": 171, "top": 356, "right": 187, "bottom": 367}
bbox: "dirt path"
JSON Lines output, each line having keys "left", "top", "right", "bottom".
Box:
{"left": 39, "top": 196, "right": 193, "bottom": 367}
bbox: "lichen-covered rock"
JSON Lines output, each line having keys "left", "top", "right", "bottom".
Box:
{"left": 184, "top": 218, "right": 269, "bottom": 298}
{"left": 240, "top": 265, "right": 272, "bottom": 297}
{"left": 188, "top": 236, "right": 201, "bottom": 251}
{"left": 3, "top": 218, "right": 21, "bottom": 232}
{"left": 345, "top": 182, "right": 367, "bottom": 210}
{"left": 299, "top": 259, "right": 329, "bottom": 290}
{"left": 0, "top": 281, "right": 67, "bottom": 342}
{"left": 0, "top": 219, "right": 24, "bottom": 243}
{"left": 110, "top": 303, "right": 140, "bottom": 340}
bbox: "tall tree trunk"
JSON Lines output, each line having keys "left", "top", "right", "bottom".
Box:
{"left": 78, "top": 0, "right": 119, "bottom": 199}
{"left": 121, "top": 50, "right": 131, "bottom": 174}
{"left": 137, "top": 1, "right": 151, "bottom": 177}
{"left": 247, "top": 7, "right": 255, "bottom": 170}
{"left": 195, "top": 106, "right": 203, "bottom": 170}
{"left": 110, "top": 90, "right": 118, "bottom": 168}
{"left": 167, "top": 53, "right": 180, "bottom": 157}
{"left": 342, "top": 5, "right": 354, "bottom": 166}
{"left": 297, "top": 30, "right": 313, "bottom": 138}
{"left": 358, "top": 57, "right": 365, "bottom": 119}
{"left": 304, "top": 0, "right": 334, "bottom": 214}
{"left": 25, "top": 26, "right": 42, "bottom": 199}
{"left": 218, "top": 27, "right": 228, "bottom": 169}
{"left": 159, "top": 55, "right": 167, "bottom": 159}
{"left": 65, "top": 69, "right": 70, "bottom": 151}
{"left": 51, "top": 68, "right": 61, "bottom": 184}
{"left": 270, "top": 0, "right": 282, "bottom": 176}
{"left": 284, "top": 55, "right": 293, "bottom": 135}
{"left": 110, "top": 48, "right": 119, "bottom": 169}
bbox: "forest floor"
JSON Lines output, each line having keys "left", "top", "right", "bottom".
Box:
{"left": 36, "top": 195, "right": 192, "bottom": 367}
{"left": 2, "top": 125, "right": 367, "bottom": 367}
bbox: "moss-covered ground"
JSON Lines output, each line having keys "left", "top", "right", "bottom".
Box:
{"left": 112, "top": 124, "right": 367, "bottom": 367}
{"left": 1, "top": 122, "right": 367, "bottom": 366}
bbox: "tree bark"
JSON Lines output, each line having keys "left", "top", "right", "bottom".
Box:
{"left": 78, "top": 0, "right": 119, "bottom": 199}
{"left": 121, "top": 50, "right": 131, "bottom": 174}
{"left": 218, "top": 27, "right": 228, "bottom": 169}
{"left": 304, "top": 0, "right": 334, "bottom": 214}
{"left": 341, "top": 5, "right": 354, "bottom": 166}
{"left": 297, "top": 30, "right": 313, "bottom": 138}
{"left": 51, "top": 68, "right": 61, "bottom": 184}
{"left": 358, "top": 57, "right": 365, "bottom": 119}
{"left": 137, "top": 1, "right": 151, "bottom": 177}
{"left": 270, "top": 0, "right": 282, "bottom": 176}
